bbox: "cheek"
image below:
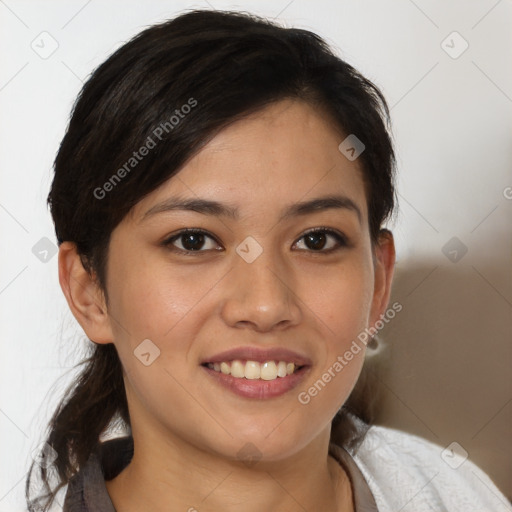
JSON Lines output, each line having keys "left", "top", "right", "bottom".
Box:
{"left": 296, "top": 269, "right": 370, "bottom": 417}
{"left": 105, "top": 256, "right": 228, "bottom": 403}
{"left": 296, "top": 256, "right": 373, "bottom": 407}
{"left": 307, "top": 259, "right": 375, "bottom": 345}
{"left": 106, "top": 260, "right": 206, "bottom": 432}
{"left": 107, "top": 256, "right": 214, "bottom": 345}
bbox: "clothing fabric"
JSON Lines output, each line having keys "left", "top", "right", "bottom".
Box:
{"left": 62, "top": 424, "right": 512, "bottom": 511}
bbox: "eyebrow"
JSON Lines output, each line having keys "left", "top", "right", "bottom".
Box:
{"left": 141, "top": 194, "right": 362, "bottom": 224}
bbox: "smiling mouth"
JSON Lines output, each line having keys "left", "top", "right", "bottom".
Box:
{"left": 202, "top": 360, "right": 305, "bottom": 381}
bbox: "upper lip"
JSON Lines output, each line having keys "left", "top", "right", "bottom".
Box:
{"left": 202, "top": 346, "right": 312, "bottom": 366}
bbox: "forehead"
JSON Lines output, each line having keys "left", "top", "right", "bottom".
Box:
{"left": 131, "top": 99, "right": 367, "bottom": 223}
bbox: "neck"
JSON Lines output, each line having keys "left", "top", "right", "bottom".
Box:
{"left": 105, "top": 424, "right": 353, "bottom": 512}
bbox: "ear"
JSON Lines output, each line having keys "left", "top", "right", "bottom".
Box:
{"left": 368, "top": 229, "right": 396, "bottom": 328}
{"left": 58, "top": 241, "right": 113, "bottom": 344}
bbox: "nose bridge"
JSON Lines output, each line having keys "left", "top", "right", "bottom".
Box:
{"left": 237, "top": 238, "right": 290, "bottom": 304}
{"left": 221, "top": 236, "right": 301, "bottom": 330}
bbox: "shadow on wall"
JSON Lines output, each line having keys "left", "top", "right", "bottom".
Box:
{"left": 356, "top": 261, "right": 512, "bottom": 500}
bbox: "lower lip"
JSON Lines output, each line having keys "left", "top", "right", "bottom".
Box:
{"left": 202, "top": 365, "right": 310, "bottom": 399}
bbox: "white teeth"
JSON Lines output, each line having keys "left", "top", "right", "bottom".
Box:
{"left": 230, "top": 360, "right": 245, "bottom": 378}
{"left": 206, "top": 359, "right": 299, "bottom": 380}
{"left": 260, "top": 361, "right": 278, "bottom": 380}
{"left": 245, "top": 361, "right": 260, "bottom": 379}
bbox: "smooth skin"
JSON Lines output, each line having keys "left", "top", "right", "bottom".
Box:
{"left": 59, "top": 98, "right": 395, "bottom": 511}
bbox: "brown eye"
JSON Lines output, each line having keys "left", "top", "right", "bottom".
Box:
{"left": 294, "top": 228, "right": 348, "bottom": 252}
{"left": 163, "top": 229, "right": 221, "bottom": 254}
{"left": 162, "top": 227, "right": 348, "bottom": 255}
{"left": 180, "top": 233, "right": 204, "bottom": 251}
{"left": 304, "top": 232, "right": 327, "bottom": 250}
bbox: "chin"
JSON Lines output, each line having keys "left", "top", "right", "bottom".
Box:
{"left": 215, "top": 425, "right": 322, "bottom": 464}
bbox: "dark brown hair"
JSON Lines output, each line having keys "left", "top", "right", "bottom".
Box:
{"left": 26, "top": 9, "right": 396, "bottom": 510}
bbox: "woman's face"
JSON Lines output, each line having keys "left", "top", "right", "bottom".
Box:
{"left": 99, "top": 99, "right": 394, "bottom": 461}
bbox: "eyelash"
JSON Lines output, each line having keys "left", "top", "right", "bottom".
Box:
{"left": 161, "top": 227, "right": 349, "bottom": 256}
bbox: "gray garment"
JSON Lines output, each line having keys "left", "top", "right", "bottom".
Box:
{"left": 62, "top": 436, "right": 378, "bottom": 511}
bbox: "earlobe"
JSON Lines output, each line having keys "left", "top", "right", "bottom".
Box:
{"left": 369, "top": 229, "right": 396, "bottom": 326}
{"left": 58, "top": 241, "right": 113, "bottom": 344}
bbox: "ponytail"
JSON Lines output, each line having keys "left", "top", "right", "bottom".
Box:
{"left": 26, "top": 344, "right": 129, "bottom": 511}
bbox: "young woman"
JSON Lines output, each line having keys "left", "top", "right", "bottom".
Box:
{"left": 26, "top": 9, "right": 511, "bottom": 512}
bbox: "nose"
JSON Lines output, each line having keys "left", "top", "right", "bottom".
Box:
{"left": 220, "top": 246, "right": 302, "bottom": 333}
